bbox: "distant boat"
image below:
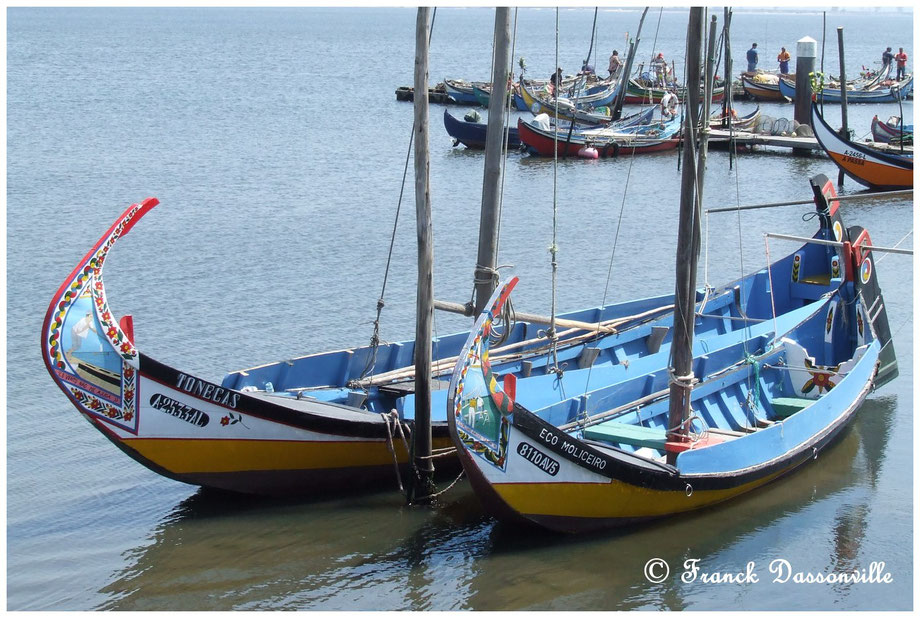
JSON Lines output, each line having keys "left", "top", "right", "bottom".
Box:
{"left": 443, "top": 108, "right": 521, "bottom": 149}
{"left": 623, "top": 77, "right": 725, "bottom": 104}
{"left": 709, "top": 106, "right": 761, "bottom": 131}
{"left": 518, "top": 111, "right": 681, "bottom": 158}
{"left": 740, "top": 72, "right": 789, "bottom": 102}
{"left": 870, "top": 114, "right": 913, "bottom": 144}
{"left": 811, "top": 102, "right": 913, "bottom": 190}
{"left": 444, "top": 78, "right": 489, "bottom": 105}
{"left": 518, "top": 80, "right": 617, "bottom": 127}
{"left": 779, "top": 74, "right": 912, "bottom": 103}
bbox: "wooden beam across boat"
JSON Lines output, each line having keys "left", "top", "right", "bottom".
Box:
{"left": 433, "top": 299, "right": 620, "bottom": 333}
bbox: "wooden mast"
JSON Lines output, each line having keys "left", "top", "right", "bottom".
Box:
{"left": 665, "top": 7, "right": 705, "bottom": 465}
{"left": 836, "top": 27, "right": 849, "bottom": 186}
{"left": 611, "top": 7, "right": 649, "bottom": 121}
{"left": 409, "top": 6, "right": 435, "bottom": 504}
{"left": 473, "top": 8, "right": 513, "bottom": 314}
{"left": 720, "top": 8, "right": 732, "bottom": 127}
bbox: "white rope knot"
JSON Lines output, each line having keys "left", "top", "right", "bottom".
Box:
{"left": 668, "top": 367, "right": 698, "bottom": 390}
{"left": 473, "top": 264, "right": 500, "bottom": 285}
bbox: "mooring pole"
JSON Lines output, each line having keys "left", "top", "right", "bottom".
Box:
{"left": 473, "top": 8, "right": 512, "bottom": 314}
{"left": 835, "top": 27, "right": 849, "bottom": 186}
{"left": 409, "top": 6, "right": 435, "bottom": 504}
{"left": 666, "top": 6, "right": 704, "bottom": 466}
{"left": 793, "top": 36, "right": 817, "bottom": 155}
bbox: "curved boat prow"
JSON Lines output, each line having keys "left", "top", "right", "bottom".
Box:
{"left": 448, "top": 277, "right": 519, "bottom": 470}
{"left": 41, "top": 198, "right": 159, "bottom": 434}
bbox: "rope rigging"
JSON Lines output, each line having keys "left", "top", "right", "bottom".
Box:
{"left": 359, "top": 8, "right": 438, "bottom": 383}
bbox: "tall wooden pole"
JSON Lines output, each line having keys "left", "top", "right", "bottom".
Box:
{"left": 698, "top": 13, "right": 717, "bottom": 195}
{"left": 409, "top": 6, "right": 435, "bottom": 504}
{"left": 721, "top": 8, "right": 732, "bottom": 126}
{"left": 666, "top": 7, "right": 704, "bottom": 466}
{"left": 473, "top": 8, "right": 512, "bottom": 314}
{"left": 836, "top": 27, "right": 848, "bottom": 187}
{"left": 612, "top": 7, "right": 649, "bottom": 121}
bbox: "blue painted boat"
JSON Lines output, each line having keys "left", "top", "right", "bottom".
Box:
{"left": 448, "top": 172, "right": 897, "bottom": 532}
{"left": 444, "top": 78, "right": 487, "bottom": 105}
{"left": 512, "top": 86, "right": 530, "bottom": 111}
{"left": 443, "top": 108, "right": 521, "bottom": 149}
{"left": 779, "top": 74, "right": 912, "bottom": 103}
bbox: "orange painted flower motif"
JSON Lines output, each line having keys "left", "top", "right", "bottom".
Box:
{"left": 120, "top": 342, "right": 132, "bottom": 354}
{"left": 801, "top": 369, "right": 836, "bottom": 394}
{"left": 221, "top": 416, "right": 230, "bottom": 426}
{"left": 107, "top": 326, "right": 119, "bottom": 338}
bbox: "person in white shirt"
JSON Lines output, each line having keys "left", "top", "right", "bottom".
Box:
{"left": 660, "top": 89, "right": 679, "bottom": 120}
{"left": 67, "top": 311, "right": 98, "bottom": 355}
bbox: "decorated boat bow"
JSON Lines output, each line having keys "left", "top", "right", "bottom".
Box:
{"left": 43, "top": 198, "right": 159, "bottom": 433}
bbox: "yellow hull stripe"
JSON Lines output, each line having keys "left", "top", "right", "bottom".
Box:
{"left": 123, "top": 436, "right": 454, "bottom": 474}
{"left": 493, "top": 468, "right": 787, "bottom": 520}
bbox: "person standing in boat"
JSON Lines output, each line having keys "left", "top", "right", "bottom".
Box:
{"left": 746, "top": 43, "right": 758, "bottom": 72}
{"left": 650, "top": 52, "right": 668, "bottom": 85}
{"left": 882, "top": 47, "right": 894, "bottom": 73}
{"left": 608, "top": 50, "right": 623, "bottom": 78}
{"left": 660, "top": 89, "right": 679, "bottom": 120}
{"left": 549, "top": 67, "right": 563, "bottom": 98}
{"left": 777, "top": 47, "right": 791, "bottom": 74}
{"left": 894, "top": 48, "right": 908, "bottom": 81}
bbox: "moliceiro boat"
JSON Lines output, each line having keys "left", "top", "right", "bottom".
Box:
{"left": 39, "top": 8, "right": 690, "bottom": 499}
{"left": 518, "top": 111, "right": 681, "bottom": 158}
{"left": 740, "top": 72, "right": 789, "bottom": 102}
{"left": 779, "top": 74, "right": 913, "bottom": 103}
{"left": 43, "top": 196, "right": 746, "bottom": 495}
{"left": 447, "top": 174, "right": 897, "bottom": 532}
{"left": 811, "top": 102, "right": 913, "bottom": 190}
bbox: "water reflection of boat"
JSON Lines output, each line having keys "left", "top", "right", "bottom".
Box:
{"left": 97, "top": 397, "right": 897, "bottom": 610}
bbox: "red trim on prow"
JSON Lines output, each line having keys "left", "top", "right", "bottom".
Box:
{"left": 850, "top": 229, "right": 873, "bottom": 264}
{"left": 119, "top": 315, "right": 135, "bottom": 344}
{"left": 503, "top": 373, "right": 517, "bottom": 403}
{"left": 821, "top": 180, "right": 840, "bottom": 216}
{"left": 121, "top": 197, "right": 159, "bottom": 236}
{"left": 41, "top": 198, "right": 159, "bottom": 401}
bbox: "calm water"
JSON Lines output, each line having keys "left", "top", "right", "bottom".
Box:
{"left": 7, "top": 7, "right": 914, "bottom": 610}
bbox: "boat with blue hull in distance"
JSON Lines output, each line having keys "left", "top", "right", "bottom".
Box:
{"left": 443, "top": 109, "right": 521, "bottom": 150}
{"left": 447, "top": 174, "right": 897, "bottom": 533}
{"left": 779, "top": 74, "right": 913, "bottom": 103}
